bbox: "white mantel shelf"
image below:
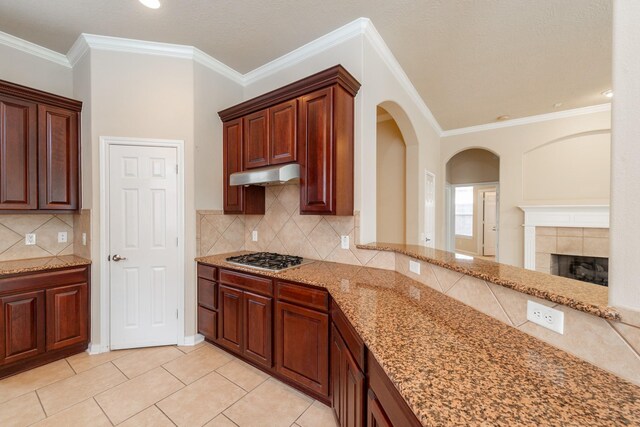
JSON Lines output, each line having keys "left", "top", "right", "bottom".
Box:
{"left": 518, "top": 205, "right": 610, "bottom": 270}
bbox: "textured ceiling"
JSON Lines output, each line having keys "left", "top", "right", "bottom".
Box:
{"left": 0, "top": 0, "right": 612, "bottom": 129}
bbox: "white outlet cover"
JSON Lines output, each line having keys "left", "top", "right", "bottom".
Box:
{"left": 527, "top": 300, "right": 564, "bottom": 334}
{"left": 252, "top": 230, "right": 258, "bottom": 242}
{"left": 82, "top": 233, "right": 87, "bottom": 246}
{"left": 409, "top": 260, "right": 421, "bottom": 275}
{"left": 340, "top": 235, "right": 349, "bottom": 249}
{"left": 58, "top": 231, "right": 68, "bottom": 243}
{"left": 25, "top": 233, "right": 36, "bottom": 245}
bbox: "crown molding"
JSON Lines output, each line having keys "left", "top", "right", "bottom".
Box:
{"left": 441, "top": 103, "right": 612, "bottom": 137}
{"left": 0, "top": 30, "right": 70, "bottom": 68}
{"left": 242, "top": 18, "right": 368, "bottom": 86}
{"left": 361, "top": 20, "right": 444, "bottom": 136}
{"left": 192, "top": 47, "right": 244, "bottom": 84}
{"left": 66, "top": 34, "right": 89, "bottom": 67}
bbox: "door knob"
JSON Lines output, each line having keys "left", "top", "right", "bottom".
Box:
{"left": 112, "top": 254, "right": 127, "bottom": 262}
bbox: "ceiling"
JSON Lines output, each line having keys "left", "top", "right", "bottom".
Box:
{"left": 0, "top": 0, "right": 612, "bottom": 130}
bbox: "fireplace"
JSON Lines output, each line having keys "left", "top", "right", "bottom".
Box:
{"left": 551, "top": 254, "right": 608, "bottom": 286}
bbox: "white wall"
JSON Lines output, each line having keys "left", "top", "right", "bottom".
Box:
{"left": 441, "top": 109, "right": 611, "bottom": 267}
{"left": 610, "top": 0, "right": 640, "bottom": 311}
{"left": 0, "top": 43, "right": 72, "bottom": 96}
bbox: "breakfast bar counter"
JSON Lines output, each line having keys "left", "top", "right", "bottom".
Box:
{"left": 196, "top": 252, "right": 640, "bottom": 426}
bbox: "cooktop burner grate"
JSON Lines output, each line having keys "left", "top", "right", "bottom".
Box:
{"left": 225, "top": 252, "right": 313, "bottom": 272}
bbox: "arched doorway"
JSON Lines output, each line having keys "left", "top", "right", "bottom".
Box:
{"left": 445, "top": 148, "right": 500, "bottom": 259}
{"left": 376, "top": 106, "right": 406, "bottom": 243}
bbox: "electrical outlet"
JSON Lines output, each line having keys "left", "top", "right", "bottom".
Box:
{"left": 82, "top": 233, "right": 87, "bottom": 246}
{"left": 409, "top": 260, "right": 421, "bottom": 275}
{"left": 252, "top": 230, "right": 258, "bottom": 242}
{"left": 527, "top": 300, "right": 564, "bottom": 334}
{"left": 340, "top": 235, "right": 349, "bottom": 249}
{"left": 25, "top": 233, "right": 36, "bottom": 245}
{"left": 58, "top": 231, "right": 67, "bottom": 243}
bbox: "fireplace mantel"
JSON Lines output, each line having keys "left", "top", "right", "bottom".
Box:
{"left": 519, "top": 205, "right": 610, "bottom": 270}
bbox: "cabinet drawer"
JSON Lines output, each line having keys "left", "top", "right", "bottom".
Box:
{"left": 331, "top": 301, "right": 365, "bottom": 371}
{"left": 219, "top": 269, "right": 273, "bottom": 296}
{"left": 197, "top": 264, "right": 217, "bottom": 281}
{"left": 0, "top": 267, "right": 89, "bottom": 296}
{"left": 198, "top": 306, "right": 217, "bottom": 342}
{"left": 276, "top": 281, "right": 328, "bottom": 312}
{"left": 198, "top": 278, "right": 217, "bottom": 310}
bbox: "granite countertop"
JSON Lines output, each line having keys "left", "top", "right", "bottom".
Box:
{"left": 0, "top": 255, "right": 92, "bottom": 277}
{"left": 196, "top": 253, "right": 640, "bottom": 426}
{"left": 357, "top": 242, "right": 618, "bottom": 320}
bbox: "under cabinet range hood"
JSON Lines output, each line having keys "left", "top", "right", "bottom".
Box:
{"left": 229, "top": 163, "right": 300, "bottom": 186}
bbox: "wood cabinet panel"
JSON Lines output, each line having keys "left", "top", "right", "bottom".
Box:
{"left": 223, "top": 119, "right": 244, "bottom": 213}
{"left": 198, "top": 306, "right": 217, "bottom": 342}
{"left": 197, "top": 264, "right": 217, "bottom": 281}
{"left": 0, "top": 95, "right": 37, "bottom": 210}
{"left": 243, "top": 291, "right": 272, "bottom": 368}
{"left": 275, "top": 301, "right": 329, "bottom": 397}
{"left": 244, "top": 109, "right": 269, "bottom": 169}
{"left": 298, "top": 87, "right": 334, "bottom": 214}
{"left": 332, "top": 323, "right": 364, "bottom": 427}
{"left": 218, "top": 285, "right": 243, "bottom": 353}
{"left": 0, "top": 291, "right": 45, "bottom": 365}
{"left": 367, "top": 390, "right": 393, "bottom": 427}
{"left": 197, "top": 278, "right": 217, "bottom": 311}
{"left": 38, "top": 104, "right": 78, "bottom": 210}
{"left": 276, "top": 281, "right": 328, "bottom": 312}
{"left": 269, "top": 99, "right": 297, "bottom": 165}
{"left": 220, "top": 269, "right": 273, "bottom": 296}
{"left": 45, "top": 283, "right": 88, "bottom": 351}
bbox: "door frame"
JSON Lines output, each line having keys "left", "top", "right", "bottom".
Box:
{"left": 477, "top": 187, "right": 499, "bottom": 257}
{"left": 99, "top": 136, "right": 186, "bottom": 351}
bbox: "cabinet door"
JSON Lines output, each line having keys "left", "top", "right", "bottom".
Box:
{"left": 198, "top": 306, "right": 217, "bottom": 342}
{"left": 223, "top": 119, "right": 244, "bottom": 213}
{"left": 45, "top": 283, "right": 88, "bottom": 351}
{"left": 218, "top": 285, "right": 243, "bottom": 353}
{"left": 0, "top": 95, "right": 37, "bottom": 210}
{"left": 243, "top": 291, "right": 272, "bottom": 368}
{"left": 0, "top": 291, "right": 45, "bottom": 365}
{"left": 298, "top": 87, "right": 334, "bottom": 214}
{"left": 244, "top": 109, "right": 269, "bottom": 169}
{"left": 269, "top": 99, "right": 297, "bottom": 165}
{"left": 275, "top": 301, "right": 329, "bottom": 397}
{"left": 38, "top": 104, "right": 79, "bottom": 210}
{"left": 367, "top": 390, "right": 393, "bottom": 427}
{"left": 331, "top": 324, "right": 345, "bottom": 425}
{"left": 344, "top": 345, "right": 365, "bottom": 427}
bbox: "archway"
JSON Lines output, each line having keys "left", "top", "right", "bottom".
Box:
{"left": 445, "top": 148, "right": 500, "bottom": 259}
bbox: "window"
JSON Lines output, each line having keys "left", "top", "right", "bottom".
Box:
{"left": 455, "top": 186, "right": 473, "bottom": 237}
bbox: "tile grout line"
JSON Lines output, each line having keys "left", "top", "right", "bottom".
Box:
{"left": 607, "top": 320, "right": 640, "bottom": 361}
{"left": 485, "top": 282, "right": 516, "bottom": 327}
{"left": 292, "top": 398, "right": 316, "bottom": 426}
{"left": 33, "top": 388, "right": 48, "bottom": 420}
{"left": 153, "top": 403, "right": 178, "bottom": 426}
{"left": 92, "top": 397, "right": 115, "bottom": 426}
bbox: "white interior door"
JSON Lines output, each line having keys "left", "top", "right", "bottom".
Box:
{"left": 424, "top": 171, "right": 436, "bottom": 248}
{"left": 483, "top": 191, "right": 497, "bottom": 256}
{"left": 109, "top": 144, "right": 179, "bottom": 349}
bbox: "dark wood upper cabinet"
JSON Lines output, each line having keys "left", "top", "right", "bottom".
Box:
{"left": 0, "top": 79, "right": 82, "bottom": 213}
{"left": 219, "top": 65, "right": 359, "bottom": 216}
{"left": 45, "top": 282, "right": 88, "bottom": 351}
{"left": 270, "top": 99, "right": 297, "bottom": 165}
{"left": 38, "top": 105, "right": 79, "bottom": 210}
{"left": 0, "top": 95, "right": 38, "bottom": 210}
{"left": 244, "top": 109, "right": 269, "bottom": 169}
{"left": 0, "top": 291, "right": 45, "bottom": 365}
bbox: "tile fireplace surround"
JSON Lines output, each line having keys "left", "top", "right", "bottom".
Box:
{"left": 536, "top": 226, "right": 609, "bottom": 274}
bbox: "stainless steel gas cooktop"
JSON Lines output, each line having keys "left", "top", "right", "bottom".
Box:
{"left": 225, "top": 252, "right": 314, "bottom": 272}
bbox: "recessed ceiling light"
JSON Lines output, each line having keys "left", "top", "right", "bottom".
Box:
{"left": 139, "top": 0, "right": 161, "bottom": 9}
{"left": 496, "top": 115, "right": 511, "bottom": 121}
{"left": 602, "top": 89, "right": 613, "bottom": 98}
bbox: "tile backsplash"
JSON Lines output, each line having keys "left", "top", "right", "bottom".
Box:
{"left": 196, "top": 184, "right": 394, "bottom": 270}
{"left": 0, "top": 210, "right": 91, "bottom": 261}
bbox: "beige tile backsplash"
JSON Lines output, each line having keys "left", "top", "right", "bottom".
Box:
{"left": 196, "top": 184, "right": 394, "bottom": 270}
{"left": 0, "top": 210, "right": 91, "bottom": 261}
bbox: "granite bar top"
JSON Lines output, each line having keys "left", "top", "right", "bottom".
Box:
{"left": 196, "top": 252, "right": 640, "bottom": 426}
{"left": 357, "top": 242, "right": 618, "bottom": 320}
{"left": 0, "top": 255, "right": 91, "bottom": 277}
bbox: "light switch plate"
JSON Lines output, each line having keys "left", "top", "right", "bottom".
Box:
{"left": 25, "top": 233, "right": 36, "bottom": 245}
{"left": 252, "top": 230, "right": 258, "bottom": 242}
{"left": 340, "top": 235, "right": 349, "bottom": 249}
{"left": 527, "top": 300, "right": 564, "bottom": 334}
{"left": 409, "top": 260, "right": 421, "bottom": 275}
{"left": 58, "top": 232, "right": 67, "bottom": 243}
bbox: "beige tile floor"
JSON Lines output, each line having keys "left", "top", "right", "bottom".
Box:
{"left": 0, "top": 342, "right": 338, "bottom": 427}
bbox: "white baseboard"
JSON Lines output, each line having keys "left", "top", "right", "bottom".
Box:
{"left": 88, "top": 342, "right": 110, "bottom": 355}
{"left": 182, "top": 334, "right": 205, "bottom": 346}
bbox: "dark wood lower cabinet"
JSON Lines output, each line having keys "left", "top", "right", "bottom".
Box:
{"left": 275, "top": 301, "right": 329, "bottom": 398}
{"left": 0, "top": 266, "right": 90, "bottom": 379}
{"left": 332, "top": 323, "right": 364, "bottom": 427}
{"left": 367, "top": 390, "right": 393, "bottom": 427}
{"left": 198, "top": 306, "right": 217, "bottom": 341}
{"left": 218, "top": 285, "right": 243, "bottom": 353}
{"left": 243, "top": 291, "right": 272, "bottom": 368}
